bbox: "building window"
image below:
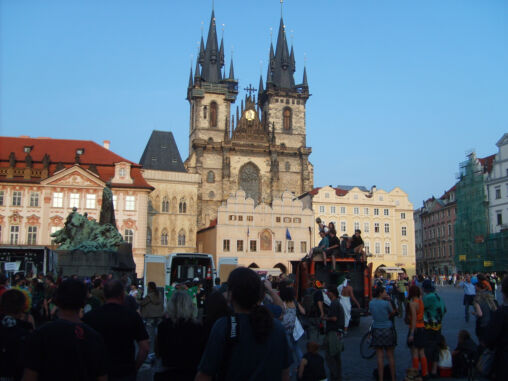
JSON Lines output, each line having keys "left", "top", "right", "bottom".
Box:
{"left": 29, "top": 192, "right": 39, "bottom": 207}
{"left": 113, "top": 195, "right": 117, "bottom": 210}
{"left": 330, "top": 206, "right": 336, "bottom": 214}
{"left": 374, "top": 223, "right": 380, "bottom": 233}
{"left": 401, "top": 212, "right": 406, "bottom": 219}
{"left": 178, "top": 230, "right": 186, "bottom": 246}
{"left": 325, "top": 193, "right": 330, "bottom": 198}
{"left": 495, "top": 186, "right": 501, "bottom": 199}
{"left": 364, "top": 222, "right": 370, "bottom": 233}
{"left": 340, "top": 207, "right": 346, "bottom": 214}
{"left": 12, "top": 191, "right": 22, "bottom": 206}
{"left": 223, "top": 239, "right": 230, "bottom": 251}
{"left": 179, "top": 199, "right": 187, "bottom": 213}
{"left": 283, "top": 217, "right": 291, "bottom": 223}
{"left": 300, "top": 241, "right": 307, "bottom": 253}
{"left": 319, "top": 206, "right": 325, "bottom": 214}
{"left": 285, "top": 162, "right": 290, "bottom": 171}
{"left": 69, "top": 193, "right": 80, "bottom": 208}
{"left": 341, "top": 221, "right": 347, "bottom": 232}
{"left": 448, "top": 224, "right": 452, "bottom": 235}
{"left": 27, "top": 226, "right": 37, "bottom": 245}
{"left": 162, "top": 197, "right": 169, "bottom": 212}
{"left": 238, "top": 215, "right": 243, "bottom": 221}
{"left": 283, "top": 107, "right": 292, "bottom": 130}
{"left": 276, "top": 216, "right": 281, "bottom": 223}
{"left": 0, "top": 190, "right": 4, "bottom": 206}
{"left": 384, "top": 223, "right": 390, "bottom": 233}
{"left": 384, "top": 209, "right": 389, "bottom": 216}
{"left": 147, "top": 228, "right": 152, "bottom": 246}
{"left": 124, "top": 229, "right": 133, "bottom": 244}
{"left": 125, "top": 196, "right": 135, "bottom": 211}
{"left": 354, "top": 221, "right": 360, "bottom": 231}
{"left": 250, "top": 240, "right": 257, "bottom": 252}
{"left": 86, "top": 194, "right": 96, "bottom": 209}
{"left": 374, "top": 208, "right": 379, "bottom": 216}
{"left": 119, "top": 167, "right": 126, "bottom": 177}
{"left": 10, "top": 226, "right": 20, "bottom": 245}
{"left": 237, "top": 240, "right": 243, "bottom": 251}
{"left": 402, "top": 226, "right": 407, "bottom": 236}
{"left": 497, "top": 211, "right": 503, "bottom": 226}
{"left": 247, "top": 216, "right": 254, "bottom": 222}
{"left": 161, "top": 231, "right": 168, "bottom": 246}
{"left": 209, "top": 102, "right": 218, "bottom": 127}
{"left": 402, "top": 244, "right": 408, "bottom": 256}
{"left": 53, "top": 192, "right": 63, "bottom": 208}
{"left": 207, "top": 171, "right": 215, "bottom": 183}
{"left": 364, "top": 208, "right": 369, "bottom": 215}
{"left": 275, "top": 241, "right": 282, "bottom": 252}
{"left": 354, "top": 207, "right": 359, "bottom": 215}
{"left": 375, "top": 242, "right": 380, "bottom": 254}
{"left": 385, "top": 242, "right": 391, "bottom": 254}
{"left": 288, "top": 241, "right": 294, "bottom": 253}
{"left": 229, "top": 215, "right": 237, "bottom": 221}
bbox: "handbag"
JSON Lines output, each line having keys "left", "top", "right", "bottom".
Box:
{"left": 293, "top": 316, "right": 304, "bottom": 341}
{"left": 476, "top": 348, "right": 495, "bottom": 376}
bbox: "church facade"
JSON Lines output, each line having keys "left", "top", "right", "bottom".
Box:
{"left": 185, "top": 10, "right": 314, "bottom": 228}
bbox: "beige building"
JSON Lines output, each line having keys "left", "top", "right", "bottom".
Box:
{"left": 0, "top": 136, "right": 152, "bottom": 275}
{"left": 185, "top": 11, "right": 313, "bottom": 229}
{"left": 140, "top": 131, "right": 201, "bottom": 256}
{"left": 197, "top": 190, "right": 314, "bottom": 274}
{"left": 300, "top": 185, "right": 416, "bottom": 276}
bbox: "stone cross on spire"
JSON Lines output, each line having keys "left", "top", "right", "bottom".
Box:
{"left": 244, "top": 84, "right": 257, "bottom": 98}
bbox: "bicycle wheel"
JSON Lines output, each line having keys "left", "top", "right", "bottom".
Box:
{"left": 360, "top": 331, "right": 376, "bottom": 359}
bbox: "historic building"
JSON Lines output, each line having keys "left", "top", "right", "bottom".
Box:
{"left": 0, "top": 136, "right": 153, "bottom": 274}
{"left": 413, "top": 207, "right": 424, "bottom": 274}
{"left": 487, "top": 133, "right": 508, "bottom": 234}
{"left": 185, "top": 10, "right": 313, "bottom": 228}
{"left": 300, "top": 185, "right": 416, "bottom": 276}
{"left": 140, "top": 131, "right": 200, "bottom": 255}
{"left": 196, "top": 190, "right": 314, "bottom": 273}
{"left": 419, "top": 186, "right": 457, "bottom": 275}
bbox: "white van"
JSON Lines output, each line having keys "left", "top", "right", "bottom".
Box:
{"left": 143, "top": 253, "right": 216, "bottom": 293}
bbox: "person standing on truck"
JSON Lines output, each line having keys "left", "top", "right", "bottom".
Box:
{"left": 325, "top": 229, "right": 340, "bottom": 270}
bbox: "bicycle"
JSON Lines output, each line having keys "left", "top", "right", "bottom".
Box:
{"left": 360, "top": 323, "right": 376, "bottom": 359}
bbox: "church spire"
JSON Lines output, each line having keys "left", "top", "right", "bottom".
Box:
{"left": 228, "top": 58, "right": 235, "bottom": 79}
{"left": 200, "top": 10, "right": 223, "bottom": 83}
{"left": 258, "top": 74, "right": 264, "bottom": 96}
{"left": 268, "top": 17, "right": 295, "bottom": 90}
{"left": 302, "top": 66, "right": 308, "bottom": 88}
{"left": 188, "top": 65, "right": 193, "bottom": 88}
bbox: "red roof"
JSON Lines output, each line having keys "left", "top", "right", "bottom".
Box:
{"left": 440, "top": 184, "right": 457, "bottom": 200}
{"left": 0, "top": 136, "right": 152, "bottom": 189}
{"left": 306, "top": 187, "right": 349, "bottom": 197}
{"left": 479, "top": 154, "right": 495, "bottom": 174}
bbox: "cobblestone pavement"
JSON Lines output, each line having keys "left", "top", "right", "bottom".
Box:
{"left": 139, "top": 285, "right": 491, "bottom": 380}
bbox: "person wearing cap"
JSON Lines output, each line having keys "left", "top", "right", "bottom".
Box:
{"left": 422, "top": 279, "right": 446, "bottom": 377}
{"left": 458, "top": 274, "right": 476, "bottom": 322}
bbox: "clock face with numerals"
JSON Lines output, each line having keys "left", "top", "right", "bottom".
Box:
{"left": 245, "top": 109, "right": 256, "bottom": 121}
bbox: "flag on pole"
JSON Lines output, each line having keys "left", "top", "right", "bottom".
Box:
{"left": 286, "top": 228, "right": 292, "bottom": 241}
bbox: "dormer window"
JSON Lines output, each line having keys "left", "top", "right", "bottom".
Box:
{"left": 76, "top": 148, "right": 84, "bottom": 155}
{"left": 24, "top": 146, "right": 32, "bottom": 153}
{"left": 119, "top": 168, "right": 126, "bottom": 177}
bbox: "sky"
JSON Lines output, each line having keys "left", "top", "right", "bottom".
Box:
{"left": 1, "top": 0, "right": 507, "bottom": 207}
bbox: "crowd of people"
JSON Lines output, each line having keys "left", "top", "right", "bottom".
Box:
{"left": 0, "top": 267, "right": 507, "bottom": 381}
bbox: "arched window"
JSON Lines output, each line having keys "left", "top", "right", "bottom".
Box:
{"left": 161, "top": 197, "right": 169, "bottom": 213}
{"left": 161, "top": 230, "right": 168, "bottom": 246}
{"left": 178, "top": 230, "right": 186, "bottom": 246}
{"left": 179, "top": 199, "right": 187, "bottom": 214}
{"left": 239, "top": 162, "right": 261, "bottom": 204}
{"left": 210, "top": 102, "right": 218, "bottom": 127}
{"left": 285, "top": 162, "right": 290, "bottom": 171}
{"left": 147, "top": 228, "right": 152, "bottom": 246}
{"left": 283, "top": 107, "right": 292, "bottom": 130}
{"left": 207, "top": 171, "right": 215, "bottom": 183}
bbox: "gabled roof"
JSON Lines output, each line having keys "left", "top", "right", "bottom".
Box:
{"left": 0, "top": 136, "right": 152, "bottom": 189}
{"left": 440, "top": 184, "right": 457, "bottom": 200}
{"left": 139, "top": 131, "right": 186, "bottom": 172}
{"left": 479, "top": 154, "right": 495, "bottom": 174}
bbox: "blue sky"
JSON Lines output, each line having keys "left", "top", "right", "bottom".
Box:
{"left": 1, "top": 0, "right": 507, "bottom": 207}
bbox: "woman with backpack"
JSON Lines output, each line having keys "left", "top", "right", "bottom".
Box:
{"left": 406, "top": 285, "right": 428, "bottom": 379}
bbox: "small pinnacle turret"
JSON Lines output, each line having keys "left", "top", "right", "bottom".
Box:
{"left": 228, "top": 58, "right": 235, "bottom": 80}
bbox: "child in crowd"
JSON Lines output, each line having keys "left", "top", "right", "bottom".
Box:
{"left": 438, "top": 335, "right": 452, "bottom": 377}
{"left": 452, "top": 330, "right": 478, "bottom": 378}
{"left": 298, "top": 341, "right": 326, "bottom": 381}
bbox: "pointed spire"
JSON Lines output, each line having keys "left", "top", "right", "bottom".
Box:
{"left": 194, "top": 59, "right": 201, "bottom": 82}
{"left": 302, "top": 66, "right": 308, "bottom": 88}
{"left": 270, "top": 17, "right": 295, "bottom": 90}
{"left": 290, "top": 45, "right": 296, "bottom": 72}
{"left": 188, "top": 65, "right": 193, "bottom": 88}
{"left": 198, "top": 36, "right": 205, "bottom": 64}
{"left": 201, "top": 10, "right": 222, "bottom": 83}
{"left": 228, "top": 58, "right": 235, "bottom": 79}
{"left": 219, "top": 37, "right": 225, "bottom": 67}
{"left": 258, "top": 74, "right": 264, "bottom": 95}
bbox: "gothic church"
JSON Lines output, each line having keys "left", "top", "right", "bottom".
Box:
{"left": 185, "top": 10, "right": 314, "bottom": 228}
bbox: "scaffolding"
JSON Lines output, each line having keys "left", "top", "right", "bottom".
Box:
{"left": 454, "top": 153, "right": 490, "bottom": 272}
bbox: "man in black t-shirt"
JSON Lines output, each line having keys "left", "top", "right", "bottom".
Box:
{"left": 324, "top": 288, "right": 345, "bottom": 381}
{"left": 83, "top": 280, "right": 149, "bottom": 381}
{"left": 351, "top": 229, "right": 365, "bottom": 260}
{"left": 23, "top": 279, "right": 107, "bottom": 381}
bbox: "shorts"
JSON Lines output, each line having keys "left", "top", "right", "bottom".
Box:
{"left": 407, "top": 327, "right": 425, "bottom": 349}
{"left": 424, "top": 329, "right": 441, "bottom": 362}
{"left": 371, "top": 327, "right": 397, "bottom": 348}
